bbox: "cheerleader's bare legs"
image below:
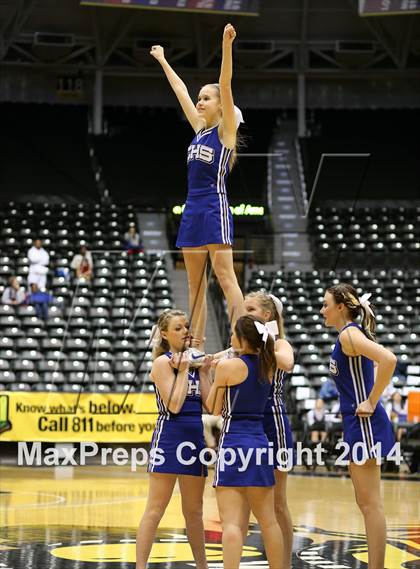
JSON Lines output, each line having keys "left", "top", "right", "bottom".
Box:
{"left": 216, "top": 486, "right": 284, "bottom": 569}
{"left": 349, "top": 458, "right": 386, "bottom": 569}
{"left": 136, "top": 473, "right": 208, "bottom": 569}
{"left": 183, "top": 244, "right": 244, "bottom": 346}
{"left": 179, "top": 475, "right": 208, "bottom": 569}
{"left": 273, "top": 470, "right": 293, "bottom": 568}
{"left": 136, "top": 473, "right": 177, "bottom": 569}
{"left": 182, "top": 246, "right": 208, "bottom": 348}
{"left": 208, "top": 244, "right": 244, "bottom": 328}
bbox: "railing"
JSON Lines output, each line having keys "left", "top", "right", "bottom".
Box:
{"left": 294, "top": 136, "right": 309, "bottom": 212}
{"left": 234, "top": 235, "right": 275, "bottom": 268}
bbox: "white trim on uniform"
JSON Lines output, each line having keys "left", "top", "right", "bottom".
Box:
{"left": 349, "top": 356, "right": 370, "bottom": 457}
{"left": 216, "top": 145, "right": 232, "bottom": 245}
{"left": 149, "top": 413, "right": 165, "bottom": 473}
{"left": 217, "top": 192, "right": 227, "bottom": 243}
{"left": 271, "top": 371, "right": 288, "bottom": 454}
{"left": 221, "top": 192, "right": 232, "bottom": 245}
{"left": 272, "top": 405, "right": 287, "bottom": 450}
{"left": 355, "top": 356, "right": 376, "bottom": 458}
{"left": 216, "top": 147, "right": 227, "bottom": 242}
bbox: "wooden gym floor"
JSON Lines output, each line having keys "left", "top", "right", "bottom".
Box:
{"left": 0, "top": 465, "right": 419, "bottom": 569}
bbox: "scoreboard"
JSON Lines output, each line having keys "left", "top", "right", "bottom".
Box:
{"left": 359, "top": 0, "right": 420, "bottom": 15}
{"left": 80, "top": 0, "right": 259, "bottom": 16}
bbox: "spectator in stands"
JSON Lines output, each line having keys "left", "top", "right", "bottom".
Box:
{"left": 389, "top": 391, "right": 408, "bottom": 422}
{"left": 319, "top": 378, "right": 339, "bottom": 401}
{"left": 307, "top": 398, "right": 327, "bottom": 443}
{"left": 388, "top": 391, "right": 408, "bottom": 441}
{"left": 71, "top": 245, "right": 94, "bottom": 281}
{"left": 26, "top": 283, "right": 53, "bottom": 321}
{"left": 124, "top": 225, "right": 143, "bottom": 254}
{"left": 27, "top": 238, "right": 49, "bottom": 291}
{"left": 382, "top": 384, "right": 395, "bottom": 413}
{"left": 1, "top": 276, "right": 26, "bottom": 305}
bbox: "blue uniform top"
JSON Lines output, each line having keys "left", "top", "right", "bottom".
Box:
{"left": 187, "top": 125, "right": 232, "bottom": 195}
{"left": 329, "top": 323, "right": 375, "bottom": 416}
{"left": 154, "top": 352, "right": 203, "bottom": 423}
{"left": 222, "top": 354, "right": 272, "bottom": 434}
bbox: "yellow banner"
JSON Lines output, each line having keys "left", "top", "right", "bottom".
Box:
{"left": 0, "top": 391, "right": 158, "bottom": 443}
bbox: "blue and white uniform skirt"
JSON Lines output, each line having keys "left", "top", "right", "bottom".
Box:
{"left": 263, "top": 403, "right": 295, "bottom": 471}
{"left": 213, "top": 421, "right": 275, "bottom": 487}
{"left": 148, "top": 418, "right": 208, "bottom": 477}
{"left": 342, "top": 404, "right": 395, "bottom": 463}
{"left": 176, "top": 189, "right": 233, "bottom": 248}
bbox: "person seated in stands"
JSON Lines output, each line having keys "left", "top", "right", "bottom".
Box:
{"left": 319, "top": 377, "right": 339, "bottom": 401}
{"left": 124, "top": 225, "right": 143, "bottom": 254}
{"left": 27, "top": 238, "right": 49, "bottom": 291}
{"left": 307, "top": 398, "right": 327, "bottom": 443}
{"left": 70, "top": 245, "right": 94, "bottom": 281}
{"left": 387, "top": 391, "right": 408, "bottom": 441}
{"left": 26, "top": 283, "right": 53, "bottom": 321}
{"left": 389, "top": 391, "right": 408, "bottom": 422}
{"left": 2, "top": 276, "right": 26, "bottom": 305}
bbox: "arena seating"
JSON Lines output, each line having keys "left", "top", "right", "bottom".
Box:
{"left": 247, "top": 203, "right": 420, "bottom": 449}
{"left": 0, "top": 202, "right": 172, "bottom": 393}
{"left": 309, "top": 205, "right": 420, "bottom": 268}
{"left": 1, "top": 201, "right": 419, "bottom": 441}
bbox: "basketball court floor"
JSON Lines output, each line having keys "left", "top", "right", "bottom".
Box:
{"left": 0, "top": 464, "right": 418, "bottom": 568}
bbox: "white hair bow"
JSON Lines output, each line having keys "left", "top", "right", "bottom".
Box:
{"left": 150, "top": 324, "right": 162, "bottom": 347}
{"left": 234, "top": 105, "right": 244, "bottom": 129}
{"left": 268, "top": 294, "right": 283, "bottom": 316}
{"left": 359, "top": 293, "right": 375, "bottom": 318}
{"left": 254, "top": 320, "right": 279, "bottom": 344}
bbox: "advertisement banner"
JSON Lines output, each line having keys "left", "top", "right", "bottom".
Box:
{"left": 0, "top": 391, "right": 158, "bottom": 443}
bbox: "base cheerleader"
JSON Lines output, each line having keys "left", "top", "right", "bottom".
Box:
{"left": 244, "top": 291, "right": 295, "bottom": 567}
{"left": 206, "top": 315, "right": 284, "bottom": 569}
{"left": 136, "top": 310, "right": 211, "bottom": 569}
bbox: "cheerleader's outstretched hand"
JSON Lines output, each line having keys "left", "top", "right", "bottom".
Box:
{"left": 223, "top": 23, "right": 236, "bottom": 44}
{"left": 150, "top": 45, "right": 165, "bottom": 62}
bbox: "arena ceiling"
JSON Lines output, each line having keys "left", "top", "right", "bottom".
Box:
{"left": 1, "top": 0, "right": 420, "bottom": 79}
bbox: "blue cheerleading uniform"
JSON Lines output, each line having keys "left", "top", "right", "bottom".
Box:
{"left": 263, "top": 369, "right": 295, "bottom": 471}
{"left": 176, "top": 125, "right": 233, "bottom": 247}
{"left": 214, "top": 354, "right": 275, "bottom": 487}
{"left": 329, "top": 323, "right": 395, "bottom": 462}
{"left": 148, "top": 352, "right": 207, "bottom": 476}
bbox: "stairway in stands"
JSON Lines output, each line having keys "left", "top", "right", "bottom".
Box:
{"left": 170, "top": 270, "right": 223, "bottom": 355}
{"left": 269, "top": 120, "right": 312, "bottom": 270}
{"left": 137, "top": 212, "right": 222, "bottom": 353}
{"left": 137, "top": 212, "right": 170, "bottom": 259}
